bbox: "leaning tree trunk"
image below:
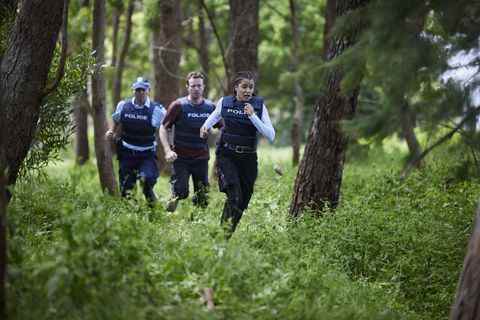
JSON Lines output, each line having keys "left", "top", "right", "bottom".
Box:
{"left": 451, "top": 205, "right": 480, "bottom": 319}
{"left": 92, "top": 0, "right": 117, "bottom": 194}
{"left": 151, "top": 0, "right": 182, "bottom": 175}
{"left": 112, "top": 0, "right": 134, "bottom": 107}
{"left": 289, "top": 0, "right": 305, "bottom": 166}
{"left": 73, "top": 90, "right": 90, "bottom": 165}
{"left": 290, "top": 0, "right": 369, "bottom": 217}
{"left": 0, "top": 0, "right": 65, "bottom": 316}
{"left": 227, "top": 0, "right": 259, "bottom": 92}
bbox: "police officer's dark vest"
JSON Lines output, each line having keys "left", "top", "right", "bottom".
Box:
{"left": 174, "top": 97, "right": 215, "bottom": 149}
{"left": 221, "top": 96, "right": 263, "bottom": 148}
{"left": 120, "top": 100, "right": 159, "bottom": 148}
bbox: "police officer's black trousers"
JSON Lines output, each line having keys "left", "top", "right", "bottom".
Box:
{"left": 216, "top": 148, "right": 258, "bottom": 237}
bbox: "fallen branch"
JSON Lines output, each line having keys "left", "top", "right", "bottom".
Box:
{"left": 401, "top": 105, "right": 480, "bottom": 179}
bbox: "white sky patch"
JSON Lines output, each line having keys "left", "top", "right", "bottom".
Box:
{"left": 442, "top": 49, "right": 480, "bottom": 105}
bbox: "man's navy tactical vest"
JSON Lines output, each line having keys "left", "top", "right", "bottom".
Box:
{"left": 120, "top": 101, "right": 157, "bottom": 148}
{"left": 221, "top": 96, "right": 263, "bottom": 148}
{"left": 174, "top": 97, "right": 215, "bottom": 149}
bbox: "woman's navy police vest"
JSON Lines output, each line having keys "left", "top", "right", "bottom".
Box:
{"left": 120, "top": 101, "right": 159, "bottom": 148}
{"left": 174, "top": 97, "right": 215, "bottom": 150}
{"left": 220, "top": 96, "right": 263, "bottom": 148}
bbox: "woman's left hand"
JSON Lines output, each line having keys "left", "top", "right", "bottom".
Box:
{"left": 244, "top": 103, "right": 254, "bottom": 116}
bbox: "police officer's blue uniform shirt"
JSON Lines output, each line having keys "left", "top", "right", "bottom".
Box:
{"left": 112, "top": 97, "right": 166, "bottom": 151}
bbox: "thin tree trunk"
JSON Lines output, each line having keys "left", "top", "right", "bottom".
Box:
{"left": 197, "top": 0, "right": 210, "bottom": 96}
{"left": 451, "top": 205, "right": 480, "bottom": 320}
{"left": 151, "top": 0, "right": 182, "bottom": 175}
{"left": 227, "top": 0, "right": 259, "bottom": 92}
{"left": 0, "top": 0, "right": 65, "bottom": 316}
{"left": 111, "top": 6, "right": 121, "bottom": 67}
{"left": 290, "top": 0, "right": 369, "bottom": 217}
{"left": 73, "top": 90, "right": 90, "bottom": 165}
{"left": 92, "top": 0, "right": 117, "bottom": 194}
{"left": 400, "top": 102, "right": 422, "bottom": 162}
{"left": 112, "top": 0, "right": 134, "bottom": 107}
{"left": 289, "top": 0, "right": 304, "bottom": 166}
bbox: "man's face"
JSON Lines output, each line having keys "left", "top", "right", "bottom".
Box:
{"left": 187, "top": 77, "right": 205, "bottom": 100}
{"left": 134, "top": 88, "right": 146, "bottom": 104}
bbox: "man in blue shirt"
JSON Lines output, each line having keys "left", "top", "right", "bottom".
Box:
{"left": 106, "top": 77, "right": 166, "bottom": 204}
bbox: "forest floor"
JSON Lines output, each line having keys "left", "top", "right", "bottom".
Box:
{"left": 7, "top": 142, "right": 479, "bottom": 319}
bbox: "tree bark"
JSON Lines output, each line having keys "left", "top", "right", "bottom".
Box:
{"left": 73, "top": 90, "right": 90, "bottom": 165}
{"left": 290, "top": 0, "right": 368, "bottom": 217}
{"left": 0, "top": 0, "right": 65, "bottom": 316}
{"left": 151, "top": 0, "right": 182, "bottom": 175}
{"left": 112, "top": 0, "right": 134, "bottom": 107}
{"left": 451, "top": 205, "right": 480, "bottom": 320}
{"left": 92, "top": 0, "right": 117, "bottom": 194}
{"left": 227, "top": 0, "right": 259, "bottom": 92}
{"left": 289, "top": 0, "right": 305, "bottom": 166}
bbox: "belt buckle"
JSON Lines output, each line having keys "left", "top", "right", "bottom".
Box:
{"left": 235, "top": 145, "right": 244, "bottom": 153}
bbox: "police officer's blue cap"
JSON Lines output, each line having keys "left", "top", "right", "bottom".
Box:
{"left": 132, "top": 77, "right": 150, "bottom": 90}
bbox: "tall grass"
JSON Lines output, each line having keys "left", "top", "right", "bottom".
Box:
{"left": 7, "top": 144, "right": 478, "bottom": 319}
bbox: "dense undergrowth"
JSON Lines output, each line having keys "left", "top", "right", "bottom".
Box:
{"left": 6, "top": 144, "right": 479, "bottom": 319}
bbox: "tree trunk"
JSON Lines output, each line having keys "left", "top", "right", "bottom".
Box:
{"left": 73, "top": 90, "right": 90, "bottom": 165}
{"left": 290, "top": 0, "right": 368, "bottom": 217}
{"left": 400, "top": 102, "right": 422, "bottom": 162}
{"left": 227, "top": 0, "right": 259, "bottom": 92}
{"left": 112, "top": 0, "right": 134, "bottom": 107}
{"left": 110, "top": 5, "right": 121, "bottom": 68}
{"left": 151, "top": 0, "right": 182, "bottom": 175}
{"left": 451, "top": 205, "right": 480, "bottom": 320}
{"left": 92, "top": 0, "right": 117, "bottom": 194}
{"left": 289, "top": 0, "right": 305, "bottom": 166}
{"left": 197, "top": 1, "right": 210, "bottom": 96}
{"left": 0, "top": 0, "right": 65, "bottom": 316}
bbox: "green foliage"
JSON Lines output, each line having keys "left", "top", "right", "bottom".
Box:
{"left": 19, "top": 49, "right": 94, "bottom": 176}
{"left": 8, "top": 144, "right": 478, "bottom": 319}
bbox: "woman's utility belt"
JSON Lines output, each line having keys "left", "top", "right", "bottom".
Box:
{"left": 222, "top": 142, "right": 256, "bottom": 153}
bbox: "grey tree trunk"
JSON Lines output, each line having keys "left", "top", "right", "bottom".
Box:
{"left": 451, "top": 206, "right": 480, "bottom": 320}
{"left": 290, "top": 0, "right": 369, "bottom": 217}
{"left": 151, "top": 0, "right": 182, "bottom": 175}
{"left": 73, "top": 90, "right": 90, "bottom": 165}
{"left": 92, "top": 0, "right": 117, "bottom": 194}
{"left": 400, "top": 102, "right": 422, "bottom": 162}
{"left": 0, "top": 0, "right": 65, "bottom": 316}
{"left": 112, "top": 0, "right": 134, "bottom": 107}
{"left": 227, "top": 0, "right": 259, "bottom": 92}
{"left": 289, "top": 0, "right": 305, "bottom": 166}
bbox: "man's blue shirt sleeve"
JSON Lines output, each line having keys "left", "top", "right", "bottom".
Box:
{"left": 152, "top": 105, "right": 166, "bottom": 128}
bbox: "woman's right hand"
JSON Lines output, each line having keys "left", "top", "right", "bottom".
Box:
{"left": 200, "top": 126, "right": 209, "bottom": 139}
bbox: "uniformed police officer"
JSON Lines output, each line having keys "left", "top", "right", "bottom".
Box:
{"left": 159, "top": 72, "right": 220, "bottom": 212}
{"left": 106, "top": 77, "right": 166, "bottom": 204}
{"left": 200, "top": 71, "right": 275, "bottom": 237}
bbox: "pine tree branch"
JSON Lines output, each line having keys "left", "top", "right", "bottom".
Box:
{"left": 401, "top": 105, "right": 480, "bottom": 179}
{"left": 43, "top": 0, "right": 69, "bottom": 98}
